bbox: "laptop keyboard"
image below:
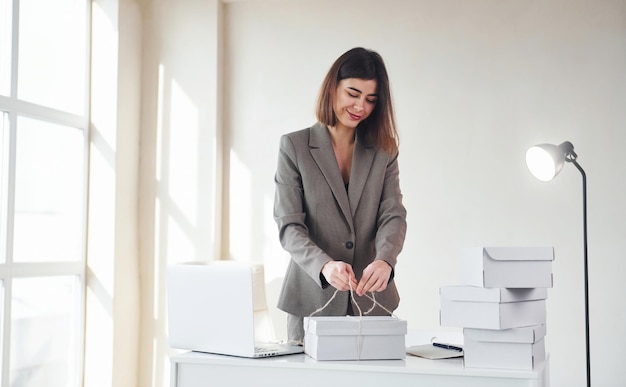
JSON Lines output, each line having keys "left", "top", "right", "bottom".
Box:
{"left": 255, "top": 345, "right": 280, "bottom": 357}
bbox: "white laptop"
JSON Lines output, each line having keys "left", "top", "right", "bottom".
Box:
{"left": 166, "top": 261, "right": 304, "bottom": 358}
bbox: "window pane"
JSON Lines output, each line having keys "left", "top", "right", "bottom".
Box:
{"left": 13, "top": 117, "right": 84, "bottom": 262}
{"left": 10, "top": 276, "right": 80, "bottom": 387}
{"left": 17, "top": 0, "right": 87, "bottom": 114}
{"left": 0, "top": 0, "right": 11, "bottom": 96}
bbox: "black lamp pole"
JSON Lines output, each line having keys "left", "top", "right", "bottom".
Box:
{"left": 568, "top": 157, "right": 590, "bottom": 387}
{"left": 527, "top": 141, "right": 591, "bottom": 387}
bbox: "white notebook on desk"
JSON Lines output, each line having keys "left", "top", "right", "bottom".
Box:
{"left": 167, "top": 261, "right": 303, "bottom": 358}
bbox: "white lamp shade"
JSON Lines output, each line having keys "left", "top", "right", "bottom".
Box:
{"left": 525, "top": 144, "right": 565, "bottom": 181}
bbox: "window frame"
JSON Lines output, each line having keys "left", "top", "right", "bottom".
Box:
{"left": 0, "top": 0, "right": 91, "bottom": 385}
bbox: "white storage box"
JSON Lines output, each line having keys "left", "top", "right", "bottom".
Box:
{"left": 440, "top": 286, "right": 547, "bottom": 329}
{"left": 462, "top": 246, "right": 554, "bottom": 288}
{"left": 303, "top": 316, "right": 407, "bottom": 360}
{"left": 463, "top": 325, "right": 547, "bottom": 370}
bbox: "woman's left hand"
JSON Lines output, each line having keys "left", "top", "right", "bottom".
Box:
{"left": 356, "top": 260, "right": 392, "bottom": 296}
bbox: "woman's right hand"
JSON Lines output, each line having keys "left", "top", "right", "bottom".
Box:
{"left": 321, "top": 261, "right": 358, "bottom": 292}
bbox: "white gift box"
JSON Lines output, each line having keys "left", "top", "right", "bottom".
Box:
{"left": 463, "top": 325, "right": 547, "bottom": 370}
{"left": 303, "top": 316, "right": 407, "bottom": 360}
{"left": 440, "top": 286, "right": 547, "bottom": 329}
{"left": 462, "top": 246, "right": 554, "bottom": 288}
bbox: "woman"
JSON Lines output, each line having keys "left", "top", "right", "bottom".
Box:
{"left": 273, "top": 47, "right": 407, "bottom": 343}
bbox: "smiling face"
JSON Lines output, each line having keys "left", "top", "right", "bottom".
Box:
{"left": 332, "top": 78, "right": 378, "bottom": 131}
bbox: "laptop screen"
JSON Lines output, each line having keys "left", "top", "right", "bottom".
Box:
{"left": 166, "top": 261, "right": 259, "bottom": 356}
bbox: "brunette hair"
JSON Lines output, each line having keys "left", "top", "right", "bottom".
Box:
{"left": 316, "top": 47, "right": 399, "bottom": 155}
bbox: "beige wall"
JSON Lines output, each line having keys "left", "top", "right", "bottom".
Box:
{"left": 137, "top": 1, "right": 222, "bottom": 386}
{"left": 135, "top": 1, "right": 626, "bottom": 386}
{"left": 85, "top": 0, "right": 141, "bottom": 386}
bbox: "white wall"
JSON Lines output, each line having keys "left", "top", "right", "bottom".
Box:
{"left": 222, "top": 1, "right": 626, "bottom": 387}
{"left": 139, "top": 1, "right": 626, "bottom": 386}
{"left": 85, "top": 1, "right": 141, "bottom": 386}
{"left": 138, "top": 1, "right": 222, "bottom": 386}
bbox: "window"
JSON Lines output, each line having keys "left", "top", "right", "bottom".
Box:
{"left": 0, "top": 1, "right": 89, "bottom": 386}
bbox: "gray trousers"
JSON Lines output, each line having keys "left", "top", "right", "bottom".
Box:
{"left": 287, "top": 313, "right": 305, "bottom": 343}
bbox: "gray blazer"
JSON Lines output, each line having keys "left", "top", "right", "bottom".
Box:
{"left": 273, "top": 122, "right": 407, "bottom": 317}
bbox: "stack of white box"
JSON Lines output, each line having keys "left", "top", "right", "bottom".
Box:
{"left": 439, "top": 246, "right": 554, "bottom": 370}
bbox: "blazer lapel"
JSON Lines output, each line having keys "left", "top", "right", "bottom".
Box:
{"left": 348, "top": 137, "right": 375, "bottom": 216}
{"left": 308, "top": 123, "right": 353, "bottom": 229}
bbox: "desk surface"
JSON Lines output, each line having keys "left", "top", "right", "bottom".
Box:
{"left": 171, "top": 351, "right": 550, "bottom": 387}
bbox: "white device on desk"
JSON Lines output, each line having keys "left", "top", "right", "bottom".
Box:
{"left": 166, "top": 261, "right": 303, "bottom": 358}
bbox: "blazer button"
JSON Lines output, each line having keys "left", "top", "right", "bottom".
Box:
{"left": 345, "top": 241, "right": 354, "bottom": 249}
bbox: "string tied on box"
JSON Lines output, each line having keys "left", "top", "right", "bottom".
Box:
{"left": 303, "top": 281, "right": 400, "bottom": 360}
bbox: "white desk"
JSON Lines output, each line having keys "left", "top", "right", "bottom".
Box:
{"left": 170, "top": 351, "right": 550, "bottom": 387}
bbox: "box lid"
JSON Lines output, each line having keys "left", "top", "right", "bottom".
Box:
{"left": 440, "top": 286, "right": 548, "bottom": 303}
{"left": 480, "top": 246, "right": 555, "bottom": 262}
{"left": 304, "top": 316, "right": 407, "bottom": 336}
{"left": 464, "top": 324, "right": 547, "bottom": 343}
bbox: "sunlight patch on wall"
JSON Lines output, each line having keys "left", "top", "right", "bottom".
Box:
{"left": 90, "top": 1, "right": 117, "bottom": 149}
{"left": 262, "top": 193, "right": 289, "bottom": 282}
{"left": 86, "top": 145, "right": 115, "bottom": 295}
{"left": 229, "top": 149, "right": 252, "bottom": 261}
{"left": 153, "top": 197, "right": 161, "bottom": 320}
{"left": 156, "top": 64, "right": 165, "bottom": 181}
{"left": 166, "top": 212, "right": 196, "bottom": 263}
{"left": 168, "top": 79, "right": 199, "bottom": 226}
{"left": 84, "top": 283, "right": 112, "bottom": 387}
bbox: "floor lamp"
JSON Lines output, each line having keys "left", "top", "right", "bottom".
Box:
{"left": 525, "top": 141, "right": 590, "bottom": 387}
